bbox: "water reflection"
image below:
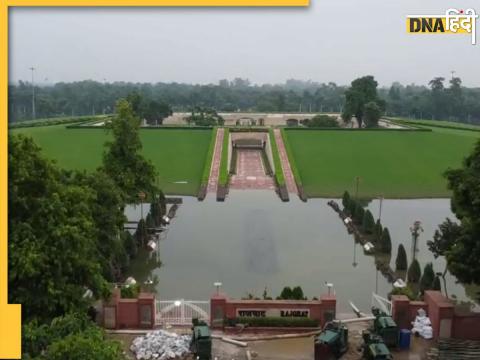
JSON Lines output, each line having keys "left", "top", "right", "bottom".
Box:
{"left": 126, "top": 191, "right": 478, "bottom": 312}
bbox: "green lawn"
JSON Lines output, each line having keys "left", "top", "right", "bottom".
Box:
{"left": 285, "top": 128, "right": 480, "bottom": 198}
{"left": 10, "top": 125, "right": 213, "bottom": 196}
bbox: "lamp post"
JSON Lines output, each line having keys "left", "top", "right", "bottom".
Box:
{"left": 410, "top": 220, "right": 423, "bottom": 261}
{"left": 214, "top": 282, "right": 222, "bottom": 296}
{"left": 29, "top": 67, "right": 36, "bottom": 120}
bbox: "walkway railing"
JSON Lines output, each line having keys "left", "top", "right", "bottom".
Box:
{"left": 156, "top": 300, "right": 210, "bottom": 326}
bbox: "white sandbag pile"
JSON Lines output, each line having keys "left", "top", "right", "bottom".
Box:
{"left": 411, "top": 308, "right": 433, "bottom": 339}
{"left": 130, "top": 330, "right": 191, "bottom": 360}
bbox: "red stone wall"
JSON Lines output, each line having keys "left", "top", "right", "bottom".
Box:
{"left": 210, "top": 293, "right": 336, "bottom": 329}
{"left": 117, "top": 300, "right": 139, "bottom": 328}
{"left": 452, "top": 313, "right": 480, "bottom": 340}
{"left": 392, "top": 291, "right": 480, "bottom": 340}
{"left": 103, "top": 290, "right": 155, "bottom": 330}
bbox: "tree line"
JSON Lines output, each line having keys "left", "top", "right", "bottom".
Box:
{"left": 9, "top": 77, "right": 480, "bottom": 124}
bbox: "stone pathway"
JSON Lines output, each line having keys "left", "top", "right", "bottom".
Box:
{"left": 207, "top": 128, "right": 225, "bottom": 193}
{"left": 230, "top": 149, "right": 275, "bottom": 190}
{"left": 273, "top": 129, "right": 298, "bottom": 194}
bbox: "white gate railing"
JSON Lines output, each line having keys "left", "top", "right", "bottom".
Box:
{"left": 156, "top": 300, "right": 210, "bottom": 326}
{"left": 371, "top": 293, "right": 392, "bottom": 315}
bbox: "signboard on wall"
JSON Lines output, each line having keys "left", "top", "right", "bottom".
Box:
{"left": 236, "top": 309, "right": 310, "bottom": 318}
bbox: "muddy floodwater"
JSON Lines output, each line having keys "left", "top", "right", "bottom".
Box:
{"left": 126, "top": 191, "right": 479, "bottom": 313}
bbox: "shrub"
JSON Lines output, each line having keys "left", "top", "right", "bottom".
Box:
{"left": 380, "top": 228, "right": 392, "bottom": 253}
{"left": 373, "top": 220, "right": 383, "bottom": 244}
{"left": 395, "top": 244, "right": 408, "bottom": 271}
{"left": 420, "top": 262, "right": 435, "bottom": 293}
{"left": 342, "top": 191, "right": 351, "bottom": 211}
{"left": 231, "top": 317, "right": 319, "bottom": 328}
{"left": 353, "top": 203, "right": 365, "bottom": 225}
{"left": 121, "top": 283, "right": 141, "bottom": 299}
{"left": 362, "top": 210, "right": 375, "bottom": 234}
{"left": 389, "top": 286, "right": 416, "bottom": 300}
{"left": 407, "top": 259, "right": 422, "bottom": 284}
{"left": 303, "top": 115, "right": 339, "bottom": 128}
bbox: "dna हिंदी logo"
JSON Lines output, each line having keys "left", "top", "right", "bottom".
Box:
{"left": 406, "top": 8, "right": 478, "bottom": 45}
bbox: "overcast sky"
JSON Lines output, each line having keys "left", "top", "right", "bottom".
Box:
{"left": 8, "top": 0, "right": 480, "bottom": 87}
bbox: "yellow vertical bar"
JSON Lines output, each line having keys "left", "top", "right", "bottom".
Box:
{"left": 0, "top": 5, "right": 22, "bottom": 359}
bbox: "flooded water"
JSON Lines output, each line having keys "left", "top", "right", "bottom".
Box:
{"left": 125, "top": 191, "right": 479, "bottom": 313}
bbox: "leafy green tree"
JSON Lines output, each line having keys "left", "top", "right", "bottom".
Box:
{"left": 74, "top": 171, "right": 127, "bottom": 282}
{"left": 362, "top": 209, "right": 375, "bottom": 234}
{"left": 343, "top": 76, "right": 380, "bottom": 128}
{"left": 102, "top": 99, "right": 157, "bottom": 203}
{"left": 279, "top": 287, "right": 293, "bottom": 300}
{"left": 380, "top": 227, "right": 392, "bottom": 253}
{"left": 395, "top": 244, "right": 408, "bottom": 271}
{"left": 186, "top": 107, "right": 224, "bottom": 126}
{"left": 123, "top": 230, "right": 137, "bottom": 259}
{"left": 432, "top": 141, "right": 480, "bottom": 285}
{"left": 364, "top": 101, "right": 382, "bottom": 128}
{"left": 9, "top": 135, "right": 108, "bottom": 321}
{"left": 23, "top": 313, "right": 125, "bottom": 360}
{"left": 291, "top": 286, "right": 306, "bottom": 300}
{"left": 135, "top": 218, "right": 148, "bottom": 247}
{"left": 420, "top": 262, "right": 436, "bottom": 293}
{"left": 407, "top": 259, "right": 422, "bottom": 284}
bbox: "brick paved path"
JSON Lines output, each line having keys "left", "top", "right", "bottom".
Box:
{"left": 230, "top": 149, "right": 275, "bottom": 190}
{"left": 273, "top": 129, "right": 298, "bottom": 194}
{"left": 207, "top": 128, "right": 224, "bottom": 193}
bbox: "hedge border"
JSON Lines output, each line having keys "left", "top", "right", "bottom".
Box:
{"left": 66, "top": 124, "right": 213, "bottom": 130}
{"left": 9, "top": 115, "right": 110, "bottom": 129}
{"left": 218, "top": 128, "right": 230, "bottom": 187}
{"left": 388, "top": 118, "right": 480, "bottom": 132}
{"left": 281, "top": 128, "right": 307, "bottom": 202}
{"left": 268, "top": 129, "right": 285, "bottom": 187}
{"left": 197, "top": 127, "right": 218, "bottom": 200}
{"left": 283, "top": 126, "right": 431, "bottom": 132}
{"left": 228, "top": 317, "right": 319, "bottom": 328}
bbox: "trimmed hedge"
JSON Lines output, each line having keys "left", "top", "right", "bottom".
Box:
{"left": 218, "top": 128, "right": 230, "bottom": 186}
{"left": 9, "top": 115, "right": 108, "bottom": 129}
{"left": 268, "top": 129, "right": 285, "bottom": 186}
{"left": 229, "top": 317, "right": 319, "bottom": 328}
{"left": 200, "top": 127, "right": 218, "bottom": 186}
{"left": 66, "top": 124, "right": 213, "bottom": 130}
{"left": 390, "top": 118, "right": 480, "bottom": 132}
{"left": 228, "top": 127, "right": 269, "bottom": 133}
{"left": 283, "top": 127, "right": 431, "bottom": 132}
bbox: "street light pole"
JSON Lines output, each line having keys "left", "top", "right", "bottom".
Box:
{"left": 29, "top": 67, "right": 36, "bottom": 120}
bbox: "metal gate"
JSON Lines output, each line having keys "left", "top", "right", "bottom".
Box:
{"left": 156, "top": 300, "right": 210, "bottom": 326}
{"left": 371, "top": 293, "right": 392, "bottom": 315}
